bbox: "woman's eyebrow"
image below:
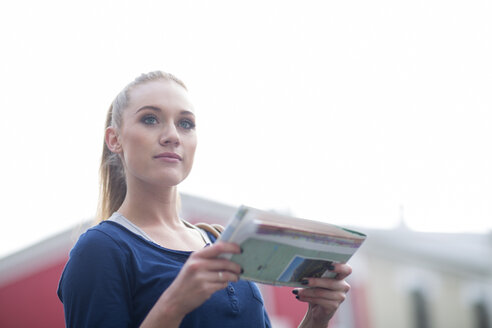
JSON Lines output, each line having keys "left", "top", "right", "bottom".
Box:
{"left": 134, "top": 106, "right": 194, "bottom": 117}
{"left": 135, "top": 105, "right": 161, "bottom": 114}
{"left": 180, "top": 110, "right": 195, "bottom": 117}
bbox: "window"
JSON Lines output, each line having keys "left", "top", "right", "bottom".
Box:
{"left": 410, "top": 289, "right": 430, "bottom": 328}
{"left": 472, "top": 301, "right": 490, "bottom": 328}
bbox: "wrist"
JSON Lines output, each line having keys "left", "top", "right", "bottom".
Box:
{"left": 298, "top": 308, "right": 330, "bottom": 328}
{"left": 140, "top": 293, "right": 186, "bottom": 328}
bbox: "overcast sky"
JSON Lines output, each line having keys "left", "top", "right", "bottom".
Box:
{"left": 0, "top": 0, "right": 491, "bottom": 258}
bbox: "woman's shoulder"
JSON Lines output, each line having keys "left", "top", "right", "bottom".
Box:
{"left": 57, "top": 221, "right": 136, "bottom": 310}
{"left": 69, "top": 220, "right": 135, "bottom": 257}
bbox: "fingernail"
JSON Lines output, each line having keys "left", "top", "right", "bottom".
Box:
{"left": 295, "top": 295, "right": 300, "bottom": 300}
{"left": 300, "top": 279, "right": 309, "bottom": 285}
{"left": 292, "top": 289, "right": 298, "bottom": 295}
{"left": 328, "top": 264, "right": 335, "bottom": 271}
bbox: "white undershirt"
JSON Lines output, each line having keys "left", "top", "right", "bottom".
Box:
{"left": 108, "top": 212, "right": 212, "bottom": 246}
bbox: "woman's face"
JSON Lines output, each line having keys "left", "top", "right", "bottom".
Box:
{"left": 109, "top": 79, "right": 197, "bottom": 188}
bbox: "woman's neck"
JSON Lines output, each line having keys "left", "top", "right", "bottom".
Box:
{"left": 118, "top": 180, "right": 182, "bottom": 229}
{"left": 116, "top": 179, "right": 206, "bottom": 251}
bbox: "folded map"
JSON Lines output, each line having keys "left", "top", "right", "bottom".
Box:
{"left": 218, "top": 205, "right": 367, "bottom": 287}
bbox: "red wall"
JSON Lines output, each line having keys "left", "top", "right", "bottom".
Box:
{"left": 0, "top": 259, "right": 67, "bottom": 328}
{"left": 271, "top": 286, "right": 308, "bottom": 325}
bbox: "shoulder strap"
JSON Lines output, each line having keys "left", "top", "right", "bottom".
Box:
{"left": 194, "top": 222, "right": 224, "bottom": 239}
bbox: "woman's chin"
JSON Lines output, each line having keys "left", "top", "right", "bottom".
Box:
{"left": 153, "top": 174, "right": 187, "bottom": 188}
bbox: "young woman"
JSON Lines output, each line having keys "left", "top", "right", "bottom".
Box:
{"left": 57, "top": 71, "right": 352, "bottom": 328}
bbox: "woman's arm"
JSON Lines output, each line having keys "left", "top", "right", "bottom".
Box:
{"left": 140, "top": 242, "right": 242, "bottom": 328}
{"left": 58, "top": 230, "right": 134, "bottom": 328}
{"left": 295, "top": 263, "right": 353, "bottom": 328}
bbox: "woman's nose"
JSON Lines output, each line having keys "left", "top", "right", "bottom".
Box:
{"left": 159, "top": 123, "right": 180, "bottom": 146}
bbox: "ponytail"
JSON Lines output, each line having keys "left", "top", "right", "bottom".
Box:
{"left": 96, "top": 104, "right": 127, "bottom": 221}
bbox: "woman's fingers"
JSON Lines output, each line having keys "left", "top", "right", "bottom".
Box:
{"left": 331, "top": 263, "right": 352, "bottom": 280}
{"left": 292, "top": 280, "right": 350, "bottom": 321}
{"left": 300, "top": 276, "right": 351, "bottom": 292}
{"left": 157, "top": 242, "right": 243, "bottom": 318}
{"left": 294, "top": 280, "right": 351, "bottom": 300}
{"left": 294, "top": 278, "right": 351, "bottom": 301}
{"left": 211, "top": 270, "right": 239, "bottom": 284}
{"left": 182, "top": 242, "right": 243, "bottom": 284}
{"left": 191, "top": 270, "right": 237, "bottom": 292}
{"left": 186, "top": 256, "right": 242, "bottom": 275}
{"left": 291, "top": 263, "right": 353, "bottom": 316}
{"left": 188, "top": 242, "right": 243, "bottom": 276}
{"left": 194, "top": 242, "right": 241, "bottom": 259}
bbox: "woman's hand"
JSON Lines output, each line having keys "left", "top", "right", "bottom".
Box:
{"left": 296, "top": 263, "right": 353, "bottom": 328}
{"left": 140, "top": 242, "right": 242, "bottom": 328}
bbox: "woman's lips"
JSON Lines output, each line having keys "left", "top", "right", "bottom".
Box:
{"left": 154, "top": 152, "right": 182, "bottom": 163}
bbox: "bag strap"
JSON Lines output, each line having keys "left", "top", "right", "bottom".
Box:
{"left": 194, "top": 222, "right": 224, "bottom": 239}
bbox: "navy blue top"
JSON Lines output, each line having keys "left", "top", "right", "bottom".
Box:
{"left": 57, "top": 221, "right": 271, "bottom": 328}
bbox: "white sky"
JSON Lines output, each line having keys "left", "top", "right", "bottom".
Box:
{"left": 0, "top": 0, "right": 491, "bottom": 258}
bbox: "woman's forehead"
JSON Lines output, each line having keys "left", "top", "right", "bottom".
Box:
{"left": 128, "top": 79, "right": 194, "bottom": 113}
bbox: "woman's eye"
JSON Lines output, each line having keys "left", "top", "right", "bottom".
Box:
{"left": 178, "top": 119, "right": 195, "bottom": 130}
{"left": 142, "top": 115, "right": 158, "bottom": 125}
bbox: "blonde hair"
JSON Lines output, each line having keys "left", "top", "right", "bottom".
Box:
{"left": 96, "top": 71, "right": 187, "bottom": 221}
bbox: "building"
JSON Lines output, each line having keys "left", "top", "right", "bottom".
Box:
{"left": 356, "top": 224, "right": 492, "bottom": 328}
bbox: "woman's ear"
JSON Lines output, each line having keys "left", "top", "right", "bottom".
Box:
{"left": 105, "top": 127, "right": 122, "bottom": 153}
